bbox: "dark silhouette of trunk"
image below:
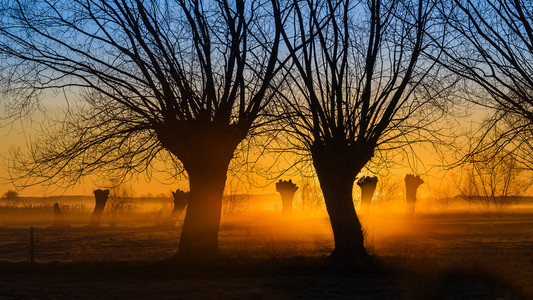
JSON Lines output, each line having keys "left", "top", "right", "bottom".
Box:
{"left": 164, "top": 127, "right": 240, "bottom": 260}
{"left": 52, "top": 203, "right": 68, "bottom": 228}
{"left": 276, "top": 180, "right": 298, "bottom": 215}
{"left": 162, "top": 189, "right": 189, "bottom": 226}
{"left": 311, "top": 143, "right": 371, "bottom": 262}
{"left": 357, "top": 176, "right": 378, "bottom": 214}
{"left": 89, "top": 189, "right": 109, "bottom": 227}
{"left": 405, "top": 174, "right": 424, "bottom": 216}
{"left": 177, "top": 162, "right": 229, "bottom": 259}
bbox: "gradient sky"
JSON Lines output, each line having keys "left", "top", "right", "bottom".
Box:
{"left": 0, "top": 107, "right": 468, "bottom": 199}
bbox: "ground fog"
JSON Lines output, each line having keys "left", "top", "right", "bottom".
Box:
{"left": 0, "top": 195, "right": 532, "bottom": 299}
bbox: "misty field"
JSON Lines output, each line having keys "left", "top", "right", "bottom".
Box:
{"left": 1, "top": 197, "right": 532, "bottom": 299}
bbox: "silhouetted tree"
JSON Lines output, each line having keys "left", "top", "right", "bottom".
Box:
{"left": 223, "top": 193, "right": 250, "bottom": 215}
{"left": 162, "top": 189, "right": 189, "bottom": 226}
{"left": 276, "top": 179, "right": 298, "bottom": 215}
{"left": 52, "top": 203, "right": 68, "bottom": 228}
{"left": 458, "top": 152, "right": 529, "bottom": 212}
{"left": 1, "top": 0, "right": 282, "bottom": 259}
{"left": 108, "top": 184, "right": 134, "bottom": 227}
{"left": 90, "top": 189, "right": 109, "bottom": 227}
{"left": 404, "top": 174, "right": 423, "bottom": 216}
{"left": 437, "top": 0, "right": 533, "bottom": 169}
{"left": 278, "top": 0, "right": 438, "bottom": 261}
{"left": 357, "top": 176, "right": 378, "bottom": 214}
{"left": 296, "top": 176, "right": 324, "bottom": 212}
{"left": 2, "top": 190, "right": 18, "bottom": 199}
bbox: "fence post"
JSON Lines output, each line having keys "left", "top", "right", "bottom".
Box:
{"left": 29, "top": 226, "right": 34, "bottom": 264}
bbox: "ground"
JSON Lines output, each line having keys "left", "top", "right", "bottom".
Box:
{"left": 0, "top": 211, "right": 532, "bottom": 299}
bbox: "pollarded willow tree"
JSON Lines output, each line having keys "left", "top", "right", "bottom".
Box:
{"left": 0, "top": 0, "right": 282, "bottom": 259}
{"left": 437, "top": 0, "right": 533, "bottom": 170}
{"left": 278, "top": 0, "right": 441, "bottom": 261}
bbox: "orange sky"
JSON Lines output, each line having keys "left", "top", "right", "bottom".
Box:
{"left": 0, "top": 98, "right": 529, "bottom": 198}
{"left": 0, "top": 120, "right": 456, "bottom": 199}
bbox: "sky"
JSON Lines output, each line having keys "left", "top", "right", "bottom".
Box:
{"left": 0, "top": 105, "right": 468, "bottom": 199}
{"left": 1, "top": 88, "right": 530, "bottom": 199}
{"left": 0, "top": 0, "right": 530, "bottom": 199}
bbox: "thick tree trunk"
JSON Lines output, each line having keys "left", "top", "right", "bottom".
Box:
{"left": 156, "top": 123, "right": 243, "bottom": 260}
{"left": 89, "top": 189, "right": 109, "bottom": 227}
{"left": 317, "top": 171, "right": 368, "bottom": 261}
{"left": 312, "top": 143, "right": 372, "bottom": 262}
{"left": 170, "top": 131, "right": 237, "bottom": 260}
{"left": 177, "top": 162, "right": 229, "bottom": 259}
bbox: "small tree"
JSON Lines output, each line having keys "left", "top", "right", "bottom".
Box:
{"left": 276, "top": 179, "right": 298, "bottom": 216}
{"left": 458, "top": 153, "right": 529, "bottom": 212}
{"left": 357, "top": 176, "right": 378, "bottom": 214}
{"left": 162, "top": 189, "right": 189, "bottom": 225}
{"left": 430, "top": 184, "right": 454, "bottom": 211}
{"left": 223, "top": 194, "right": 250, "bottom": 215}
{"left": 89, "top": 189, "right": 109, "bottom": 227}
{"left": 405, "top": 174, "right": 424, "bottom": 216}
{"left": 372, "top": 176, "right": 403, "bottom": 211}
{"left": 108, "top": 185, "right": 134, "bottom": 227}
{"left": 170, "top": 189, "right": 189, "bottom": 218}
{"left": 52, "top": 203, "right": 68, "bottom": 228}
{"left": 3, "top": 190, "right": 19, "bottom": 199}
{"left": 296, "top": 176, "right": 324, "bottom": 212}
{"left": 221, "top": 179, "right": 251, "bottom": 215}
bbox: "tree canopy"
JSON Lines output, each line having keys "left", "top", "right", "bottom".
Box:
{"left": 0, "top": 0, "right": 282, "bottom": 186}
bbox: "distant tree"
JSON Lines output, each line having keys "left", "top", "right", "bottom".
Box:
{"left": 2, "top": 190, "right": 19, "bottom": 199}
{"left": 357, "top": 176, "right": 378, "bottom": 214}
{"left": 0, "top": 0, "right": 283, "bottom": 259}
{"left": 278, "top": 0, "right": 440, "bottom": 261}
{"left": 430, "top": 184, "right": 454, "bottom": 211}
{"left": 161, "top": 188, "right": 189, "bottom": 226}
{"left": 89, "top": 189, "right": 109, "bottom": 227}
{"left": 437, "top": 0, "right": 533, "bottom": 169}
{"left": 458, "top": 152, "right": 530, "bottom": 212}
{"left": 222, "top": 193, "right": 250, "bottom": 215}
{"left": 276, "top": 179, "right": 298, "bottom": 215}
{"left": 296, "top": 176, "right": 324, "bottom": 212}
{"left": 404, "top": 174, "right": 424, "bottom": 216}
{"left": 170, "top": 189, "right": 189, "bottom": 219}
{"left": 218, "top": 177, "right": 251, "bottom": 215}
{"left": 108, "top": 184, "right": 134, "bottom": 227}
{"left": 372, "top": 175, "right": 403, "bottom": 210}
{"left": 52, "top": 203, "right": 69, "bottom": 228}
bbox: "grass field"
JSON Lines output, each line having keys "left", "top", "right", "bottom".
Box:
{"left": 1, "top": 206, "right": 532, "bottom": 299}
